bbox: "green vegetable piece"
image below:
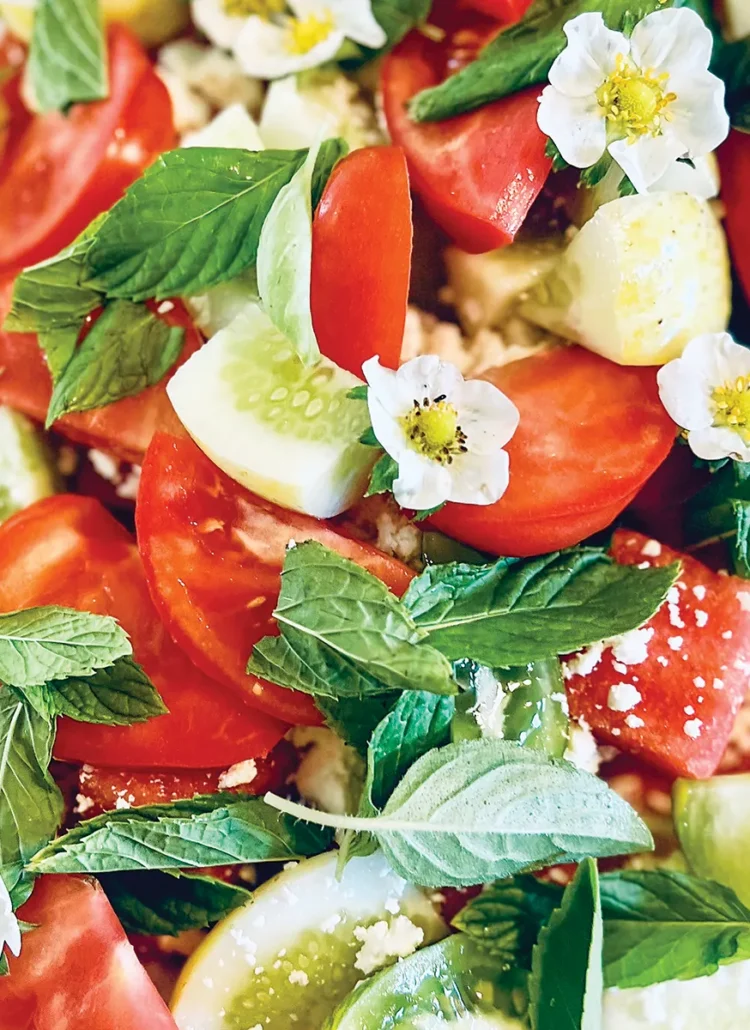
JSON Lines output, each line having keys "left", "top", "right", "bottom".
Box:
{"left": 27, "top": 0, "right": 108, "bottom": 114}
{"left": 0, "top": 408, "right": 58, "bottom": 525}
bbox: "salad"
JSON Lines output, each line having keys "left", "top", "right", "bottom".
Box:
{"left": 1, "top": 0, "right": 750, "bottom": 1027}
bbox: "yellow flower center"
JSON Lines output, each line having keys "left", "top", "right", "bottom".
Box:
{"left": 286, "top": 10, "right": 335, "bottom": 54}
{"left": 223, "top": 0, "right": 285, "bottom": 16}
{"left": 596, "top": 53, "right": 677, "bottom": 140}
{"left": 400, "top": 396, "right": 468, "bottom": 465}
{"left": 712, "top": 377, "right": 750, "bottom": 443}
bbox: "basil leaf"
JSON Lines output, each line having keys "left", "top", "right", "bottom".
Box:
{"left": 46, "top": 300, "right": 185, "bottom": 427}
{"left": 403, "top": 549, "right": 678, "bottom": 666}
{"left": 27, "top": 0, "right": 108, "bottom": 114}
{"left": 529, "top": 858, "right": 603, "bottom": 1030}
{"left": 685, "top": 461, "right": 750, "bottom": 579}
{"left": 252, "top": 540, "right": 456, "bottom": 697}
{"left": 600, "top": 869, "right": 750, "bottom": 988}
{"left": 409, "top": 0, "right": 678, "bottom": 122}
{"left": 372, "top": 0, "right": 432, "bottom": 46}
{"left": 0, "top": 606, "right": 131, "bottom": 688}
{"left": 101, "top": 870, "right": 251, "bottom": 936}
{"left": 29, "top": 793, "right": 332, "bottom": 874}
{"left": 22, "top": 657, "right": 167, "bottom": 727}
{"left": 265, "top": 740, "right": 653, "bottom": 887}
{"left": 0, "top": 691, "right": 64, "bottom": 895}
{"left": 315, "top": 694, "right": 399, "bottom": 754}
{"left": 365, "top": 454, "right": 399, "bottom": 498}
{"left": 84, "top": 147, "right": 307, "bottom": 301}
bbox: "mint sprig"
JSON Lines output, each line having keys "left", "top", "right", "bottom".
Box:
{"left": 27, "top": 0, "right": 108, "bottom": 114}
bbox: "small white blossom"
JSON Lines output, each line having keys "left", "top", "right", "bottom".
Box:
{"left": 0, "top": 877, "right": 21, "bottom": 961}
{"left": 363, "top": 355, "right": 520, "bottom": 512}
{"left": 537, "top": 9, "right": 729, "bottom": 193}
{"left": 657, "top": 333, "right": 750, "bottom": 462}
{"left": 193, "top": 0, "right": 386, "bottom": 80}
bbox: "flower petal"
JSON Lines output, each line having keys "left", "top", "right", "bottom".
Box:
{"left": 234, "top": 16, "right": 344, "bottom": 78}
{"left": 668, "top": 72, "right": 730, "bottom": 157}
{"left": 448, "top": 448, "right": 510, "bottom": 506}
{"left": 608, "top": 132, "right": 685, "bottom": 193}
{"left": 657, "top": 333, "right": 750, "bottom": 436}
{"left": 191, "top": 0, "right": 246, "bottom": 51}
{"left": 368, "top": 392, "right": 409, "bottom": 462}
{"left": 647, "top": 154, "right": 719, "bottom": 199}
{"left": 538, "top": 86, "right": 606, "bottom": 168}
{"left": 363, "top": 356, "right": 413, "bottom": 418}
{"left": 630, "top": 8, "right": 714, "bottom": 79}
{"left": 549, "top": 12, "right": 628, "bottom": 98}
{"left": 302, "top": 0, "right": 387, "bottom": 48}
{"left": 454, "top": 378, "right": 520, "bottom": 454}
{"left": 688, "top": 426, "right": 750, "bottom": 463}
{"left": 395, "top": 354, "right": 465, "bottom": 405}
{"left": 393, "top": 450, "right": 452, "bottom": 511}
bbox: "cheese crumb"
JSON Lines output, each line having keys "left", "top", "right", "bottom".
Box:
{"left": 218, "top": 759, "right": 258, "bottom": 790}
{"left": 722, "top": 630, "right": 733, "bottom": 639}
{"left": 694, "top": 676, "right": 706, "bottom": 688}
{"left": 641, "top": 539, "right": 662, "bottom": 557}
{"left": 288, "top": 970, "right": 309, "bottom": 986}
{"left": 656, "top": 656, "right": 669, "bottom": 667}
{"left": 714, "top": 678, "right": 725, "bottom": 690}
{"left": 320, "top": 913, "right": 342, "bottom": 934}
{"left": 693, "top": 585, "right": 707, "bottom": 601}
{"left": 695, "top": 610, "right": 709, "bottom": 627}
{"left": 353, "top": 917, "right": 424, "bottom": 975}
{"left": 564, "top": 720, "right": 601, "bottom": 774}
{"left": 625, "top": 714, "right": 645, "bottom": 729}
{"left": 667, "top": 636, "right": 683, "bottom": 651}
{"left": 684, "top": 705, "right": 695, "bottom": 715}
{"left": 74, "top": 793, "right": 95, "bottom": 815}
{"left": 562, "top": 641, "right": 604, "bottom": 679}
{"left": 684, "top": 718, "right": 703, "bottom": 739}
{"left": 738, "top": 592, "right": 750, "bottom": 611}
{"left": 607, "top": 683, "right": 643, "bottom": 712}
{"left": 609, "top": 627, "right": 654, "bottom": 666}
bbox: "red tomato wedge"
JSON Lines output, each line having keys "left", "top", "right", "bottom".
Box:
{"left": 311, "top": 146, "right": 412, "bottom": 375}
{"left": 0, "top": 281, "right": 200, "bottom": 463}
{"left": 381, "top": 14, "right": 551, "bottom": 253}
{"left": 0, "top": 494, "right": 285, "bottom": 768}
{"left": 428, "top": 347, "right": 676, "bottom": 556}
{"left": 0, "top": 32, "right": 29, "bottom": 179}
{"left": 719, "top": 129, "right": 750, "bottom": 306}
{"left": 566, "top": 530, "right": 750, "bottom": 780}
{"left": 136, "top": 433, "right": 414, "bottom": 726}
{"left": 0, "top": 25, "right": 175, "bottom": 277}
{"left": 0, "top": 875, "right": 179, "bottom": 1030}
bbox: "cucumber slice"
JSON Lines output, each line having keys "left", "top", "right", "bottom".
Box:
{"left": 324, "top": 935, "right": 527, "bottom": 1030}
{"left": 185, "top": 271, "right": 259, "bottom": 339}
{"left": 672, "top": 773, "right": 750, "bottom": 905}
{"left": 166, "top": 305, "right": 377, "bottom": 518}
{"left": 171, "top": 852, "right": 446, "bottom": 1030}
{"left": 0, "top": 406, "right": 58, "bottom": 523}
{"left": 182, "top": 104, "right": 264, "bottom": 151}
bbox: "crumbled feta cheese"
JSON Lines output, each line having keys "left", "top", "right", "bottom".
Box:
{"left": 607, "top": 683, "right": 643, "bottom": 712}
{"left": 641, "top": 539, "right": 662, "bottom": 557}
{"left": 694, "top": 676, "right": 706, "bottom": 688}
{"left": 667, "top": 587, "right": 685, "bottom": 629}
{"left": 684, "top": 705, "right": 695, "bottom": 715}
{"left": 668, "top": 636, "right": 683, "bottom": 651}
{"left": 157, "top": 300, "right": 175, "bottom": 315}
{"left": 74, "top": 794, "right": 95, "bottom": 815}
{"left": 625, "top": 714, "right": 645, "bottom": 729}
{"left": 320, "top": 914, "right": 342, "bottom": 934}
{"left": 714, "top": 678, "right": 725, "bottom": 690}
{"left": 564, "top": 720, "right": 602, "bottom": 774}
{"left": 288, "top": 727, "right": 362, "bottom": 815}
{"left": 738, "top": 592, "right": 750, "bottom": 611}
{"left": 288, "top": 970, "right": 309, "bottom": 986}
{"left": 693, "top": 585, "right": 707, "bottom": 601}
{"left": 88, "top": 448, "right": 120, "bottom": 484}
{"left": 684, "top": 718, "right": 703, "bottom": 739}
{"left": 656, "top": 655, "right": 669, "bottom": 667}
{"left": 637, "top": 561, "right": 651, "bottom": 569}
{"left": 116, "top": 465, "right": 141, "bottom": 501}
{"left": 353, "top": 917, "right": 424, "bottom": 975}
{"left": 609, "top": 627, "right": 654, "bottom": 666}
{"left": 695, "top": 610, "right": 709, "bottom": 627}
{"left": 723, "top": 630, "right": 733, "bottom": 639}
{"left": 218, "top": 759, "right": 258, "bottom": 790}
{"left": 114, "top": 796, "right": 132, "bottom": 810}
{"left": 562, "top": 641, "right": 605, "bottom": 679}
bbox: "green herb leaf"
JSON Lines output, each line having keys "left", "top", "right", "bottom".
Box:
{"left": 685, "top": 461, "right": 750, "bottom": 579}
{"left": 600, "top": 869, "right": 750, "bottom": 989}
{"left": 314, "top": 694, "right": 399, "bottom": 754}
{"left": 29, "top": 793, "right": 332, "bottom": 874}
{"left": 712, "top": 36, "right": 750, "bottom": 132}
{"left": 84, "top": 148, "right": 307, "bottom": 301}
{"left": 0, "top": 606, "right": 131, "bottom": 688}
{"left": 372, "top": 0, "right": 433, "bottom": 46}
{"left": 348, "top": 385, "right": 368, "bottom": 401}
{"left": 0, "top": 691, "right": 63, "bottom": 895}
{"left": 101, "top": 869, "right": 252, "bottom": 936}
{"left": 365, "top": 453, "right": 399, "bottom": 497}
{"left": 250, "top": 541, "right": 456, "bottom": 697}
{"left": 22, "top": 657, "right": 167, "bottom": 727}
{"left": 529, "top": 858, "right": 603, "bottom": 1030}
{"left": 403, "top": 548, "right": 678, "bottom": 666}
{"left": 265, "top": 740, "right": 653, "bottom": 886}
{"left": 27, "top": 0, "right": 108, "bottom": 114}
{"left": 46, "top": 300, "right": 185, "bottom": 427}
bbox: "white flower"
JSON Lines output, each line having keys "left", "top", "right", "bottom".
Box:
{"left": 537, "top": 8, "right": 729, "bottom": 193}
{"left": 657, "top": 333, "right": 750, "bottom": 462}
{"left": 193, "top": 0, "right": 386, "bottom": 80}
{"left": 363, "top": 355, "right": 520, "bottom": 511}
{"left": 0, "top": 876, "right": 21, "bottom": 961}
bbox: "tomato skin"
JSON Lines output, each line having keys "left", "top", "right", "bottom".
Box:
{"left": 0, "top": 25, "right": 175, "bottom": 277}
{"left": 460, "top": 0, "right": 534, "bottom": 20}
{"left": 428, "top": 347, "right": 676, "bottom": 556}
{"left": 0, "top": 281, "right": 200, "bottom": 463}
{"left": 0, "top": 875, "right": 179, "bottom": 1030}
{"left": 311, "top": 147, "right": 412, "bottom": 375}
{"left": 137, "top": 433, "right": 414, "bottom": 726}
{"left": 381, "top": 17, "right": 551, "bottom": 253}
{"left": 566, "top": 530, "right": 750, "bottom": 780}
{"left": 0, "top": 494, "right": 285, "bottom": 768}
{"left": 718, "top": 129, "right": 750, "bottom": 306}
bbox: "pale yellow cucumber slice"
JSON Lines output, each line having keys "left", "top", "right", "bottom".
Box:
{"left": 0, "top": 406, "right": 58, "bottom": 523}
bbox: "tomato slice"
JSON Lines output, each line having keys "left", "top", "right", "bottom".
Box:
{"left": 0, "top": 875, "right": 179, "bottom": 1030}
{"left": 381, "top": 13, "right": 551, "bottom": 253}
{"left": 0, "top": 25, "right": 175, "bottom": 277}
{"left": 136, "top": 433, "right": 414, "bottom": 726}
{"left": 0, "top": 494, "right": 285, "bottom": 768}
{"left": 0, "top": 33, "right": 29, "bottom": 179}
{"left": 428, "top": 347, "right": 676, "bottom": 556}
{"left": 718, "top": 129, "right": 750, "bottom": 306}
{"left": 0, "top": 281, "right": 200, "bottom": 463}
{"left": 566, "top": 530, "right": 750, "bottom": 780}
{"left": 311, "top": 146, "right": 412, "bottom": 376}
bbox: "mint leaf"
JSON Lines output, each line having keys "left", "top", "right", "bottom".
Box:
{"left": 529, "top": 858, "right": 603, "bottom": 1030}
{"left": 22, "top": 657, "right": 167, "bottom": 727}
{"left": 0, "top": 691, "right": 63, "bottom": 895}
{"left": 265, "top": 740, "right": 653, "bottom": 887}
{"left": 600, "top": 869, "right": 750, "bottom": 989}
{"left": 0, "top": 607, "right": 131, "bottom": 688}
{"left": 251, "top": 541, "right": 456, "bottom": 697}
{"left": 27, "top": 0, "right": 107, "bottom": 114}
{"left": 46, "top": 300, "right": 185, "bottom": 427}
{"left": 84, "top": 148, "right": 307, "bottom": 301}
{"left": 315, "top": 694, "right": 399, "bottom": 754}
{"left": 685, "top": 461, "right": 750, "bottom": 579}
{"left": 403, "top": 548, "right": 678, "bottom": 666}
{"left": 372, "top": 0, "right": 432, "bottom": 46}
{"left": 101, "top": 869, "right": 251, "bottom": 936}
{"left": 365, "top": 454, "right": 399, "bottom": 498}
{"left": 29, "top": 793, "right": 332, "bottom": 874}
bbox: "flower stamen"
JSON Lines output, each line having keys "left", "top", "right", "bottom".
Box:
{"left": 712, "top": 376, "right": 750, "bottom": 443}
{"left": 223, "top": 0, "right": 285, "bottom": 16}
{"left": 596, "top": 52, "right": 677, "bottom": 141}
{"left": 285, "top": 10, "right": 335, "bottom": 54}
{"left": 400, "top": 398, "right": 468, "bottom": 466}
